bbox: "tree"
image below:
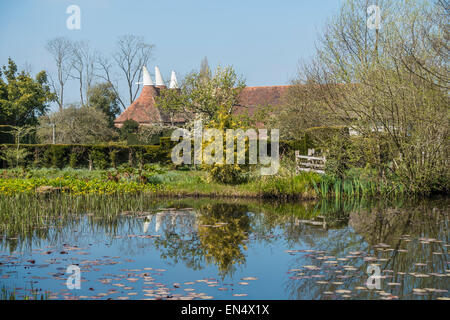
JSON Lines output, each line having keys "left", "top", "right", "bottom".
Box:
{"left": 70, "top": 40, "right": 97, "bottom": 107}
{"left": 46, "top": 37, "right": 73, "bottom": 111}
{"left": 0, "top": 58, "right": 55, "bottom": 127}
{"left": 87, "top": 82, "right": 121, "bottom": 128}
{"left": 157, "top": 65, "right": 246, "bottom": 122}
{"left": 37, "top": 105, "right": 118, "bottom": 144}
{"left": 199, "top": 56, "right": 211, "bottom": 80}
{"left": 97, "top": 35, "right": 155, "bottom": 109}
{"left": 261, "top": 80, "right": 338, "bottom": 140}
{"left": 296, "top": 0, "right": 449, "bottom": 194}
{"left": 119, "top": 119, "right": 139, "bottom": 140}
{"left": 0, "top": 125, "right": 34, "bottom": 167}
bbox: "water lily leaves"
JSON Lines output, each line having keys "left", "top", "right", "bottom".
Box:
{"left": 414, "top": 263, "right": 427, "bottom": 266}
{"left": 303, "top": 265, "right": 321, "bottom": 271}
{"left": 335, "top": 290, "right": 351, "bottom": 294}
{"left": 413, "top": 288, "right": 427, "bottom": 294}
{"left": 413, "top": 274, "right": 430, "bottom": 278}
{"left": 232, "top": 293, "right": 248, "bottom": 297}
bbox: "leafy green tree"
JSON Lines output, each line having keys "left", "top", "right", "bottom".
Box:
{"left": 119, "top": 119, "right": 140, "bottom": 140}
{"left": 156, "top": 65, "right": 246, "bottom": 122}
{"left": 0, "top": 58, "right": 55, "bottom": 126}
{"left": 87, "top": 82, "right": 121, "bottom": 128}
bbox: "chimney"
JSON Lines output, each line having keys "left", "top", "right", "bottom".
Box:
{"left": 169, "top": 70, "right": 179, "bottom": 89}
{"left": 155, "top": 66, "right": 166, "bottom": 88}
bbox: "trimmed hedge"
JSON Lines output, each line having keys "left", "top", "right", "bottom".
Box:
{"left": 0, "top": 136, "right": 177, "bottom": 169}
{"left": 0, "top": 134, "right": 320, "bottom": 169}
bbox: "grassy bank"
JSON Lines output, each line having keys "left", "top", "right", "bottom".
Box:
{"left": 0, "top": 166, "right": 407, "bottom": 199}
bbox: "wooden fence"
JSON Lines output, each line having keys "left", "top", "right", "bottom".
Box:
{"left": 295, "top": 149, "right": 326, "bottom": 174}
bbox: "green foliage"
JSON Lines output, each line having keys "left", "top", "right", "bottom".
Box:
{"left": 305, "top": 126, "right": 348, "bottom": 147}
{"left": 0, "top": 58, "right": 55, "bottom": 128}
{"left": 87, "top": 82, "right": 121, "bottom": 128}
{"left": 295, "top": 0, "right": 449, "bottom": 195}
{"left": 43, "top": 145, "right": 68, "bottom": 169}
{"left": 90, "top": 148, "right": 109, "bottom": 170}
{"left": 157, "top": 65, "right": 245, "bottom": 122}
{"left": 207, "top": 164, "right": 249, "bottom": 185}
{"left": 0, "top": 147, "right": 30, "bottom": 168}
{"left": 109, "top": 149, "right": 119, "bottom": 169}
{"left": 69, "top": 152, "right": 78, "bottom": 168}
{"left": 120, "top": 119, "right": 139, "bottom": 140}
{"left": 0, "top": 138, "right": 171, "bottom": 169}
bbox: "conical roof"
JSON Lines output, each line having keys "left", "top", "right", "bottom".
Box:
{"left": 169, "top": 70, "right": 179, "bottom": 89}
{"left": 155, "top": 66, "right": 166, "bottom": 87}
{"left": 142, "top": 66, "right": 154, "bottom": 86}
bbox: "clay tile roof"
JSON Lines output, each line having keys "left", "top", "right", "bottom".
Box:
{"left": 114, "top": 86, "right": 161, "bottom": 125}
{"left": 237, "top": 86, "right": 290, "bottom": 107}
{"left": 115, "top": 85, "right": 292, "bottom": 126}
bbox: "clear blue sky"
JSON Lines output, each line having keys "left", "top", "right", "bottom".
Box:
{"left": 0, "top": 0, "right": 344, "bottom": 109}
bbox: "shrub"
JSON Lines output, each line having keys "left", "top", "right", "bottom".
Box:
{"left": 207, "top": 164, "right": 249, "bottom": 185}
{"left": 0, "top": 147, "right": 30, "bottom": 168}
{"left": 120, "top": 119, "right": 139, "bottom": 140}
{"left": 69, "top": 152, "right": 78, "bottom": 168}
{"left": 90, "top": 149, "right": 109, "bottom": 170}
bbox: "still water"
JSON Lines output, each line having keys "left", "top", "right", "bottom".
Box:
{"left": 0, "top": 197, "right": 448, "bottom": 300}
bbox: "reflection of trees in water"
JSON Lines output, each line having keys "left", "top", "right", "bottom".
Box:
{"left": 248, "top": 198, "right": 359, "bottom": 247}
{"left": 2, "top": 194, "right": 448, "bottom": 299}
{"left": 152, "top": 210, "right": 204, "bottom": 271}
{"left": 284, "top": 198, "right": 449, "bottom": 300}
{"left": 197, "top": 203, "right": 251, "bottom": 279}
{"left": 154, "top": 203, "right": 252, "bottom": 279}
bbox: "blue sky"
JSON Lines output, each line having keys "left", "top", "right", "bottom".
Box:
{"left": 0, "top": 0, "right": 344, "bottom": 108}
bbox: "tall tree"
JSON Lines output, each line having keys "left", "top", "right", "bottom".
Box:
{"left": 70, "top": 40, "right": 97, "bottom": 107}
{"left": 46, "top": 37, "right": 72, "bottom": 111}
{"left": 97, "top": 35, "right": 155, "bottom": 109}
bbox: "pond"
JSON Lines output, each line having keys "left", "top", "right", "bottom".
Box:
{"left": 0, "top": 196, "right": 448, "bottom": 300}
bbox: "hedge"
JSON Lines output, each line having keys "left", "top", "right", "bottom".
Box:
{"left": 0, "top": 136, "right": 178, "bottom": 169}
{"left": 0, "top": 134, "right": 324, "bottom": 169}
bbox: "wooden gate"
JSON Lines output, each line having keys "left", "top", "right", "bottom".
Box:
{"left": 295, "top": 149, "right": 326, "bottom": 174}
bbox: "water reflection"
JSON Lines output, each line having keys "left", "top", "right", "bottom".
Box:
{"left": 0, "top": 196, "right": 448, "bottom": 300}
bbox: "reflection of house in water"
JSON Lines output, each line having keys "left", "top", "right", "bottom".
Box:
{"left": 143, "top": 209, "right": 198, "bottom": 234}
